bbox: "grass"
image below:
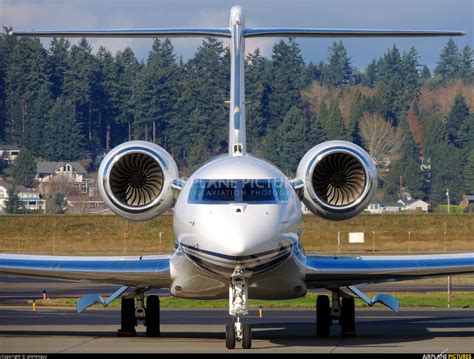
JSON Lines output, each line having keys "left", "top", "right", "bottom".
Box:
{"left": 1, "top": 213, "right": 473, "bottom": 290}
{"left": 1, "top": 213, "right": 474, "bottom": 255}
{"left": 29, "top": 292, "right": 474, "bottom": 309}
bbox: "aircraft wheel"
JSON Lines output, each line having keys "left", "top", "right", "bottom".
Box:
{"left": 316, "top": 295, "right": 331, "bottom": 337}
{"left": 340, "top": 297, "right": 356, "bottom": 337}
{"left": 242, "top": 323, "right": 252, "bottom": 349}
{"left": 146, "top": 295, "right": 161, "bottom": 337}
{"left": 226, "top": 323, "right": 236, "bottom": 349}
{"left": 118, "top": 297, "right": 136, "bottom": 336}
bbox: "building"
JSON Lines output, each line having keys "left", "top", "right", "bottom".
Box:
{"left": 399, "top": 198, "right": 430, "bottom": 212}
{"left": 36, "top": 161, "right": 87, "bottom": 192}
{"left": 0, "top": 145, "right": 20, "bottom": 163}
{"left": 66, "top": 195, "right": 108, "bottom": 214}
{"left": 0, "top": 180, "right": 45, "bottom": 213}
{"left": 367, "top": 198, "right": 429, "bottom": 214}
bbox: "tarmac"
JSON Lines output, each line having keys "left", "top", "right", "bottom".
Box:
{"left": 0, "top": 275, "right": 473, "bottom": 353}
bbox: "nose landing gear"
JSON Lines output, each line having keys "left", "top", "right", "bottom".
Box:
{"left": 226, "top": 266, "right": 252, "bottom": 349}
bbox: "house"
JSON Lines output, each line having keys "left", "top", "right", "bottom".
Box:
{"left": 0, "top": 145, "right": 20, "bottom": 163}
{"left": 36, "top": 161, "right": 87, "bottom": 192}
{"left": 0, "top": 180, "right": 45, "bottom": 213}
{"left": 367, "top": 198, "right": 429, "bottom": 214}
{"left": 380, "top": 201, "right": 404, "bottom": 213}
{"left": 399, "top": 198, "right": 430, "bottom": 212}
{"left": 366, "top": 202, "right": 383, "bottom": 214}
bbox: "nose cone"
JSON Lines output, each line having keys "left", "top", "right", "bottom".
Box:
{"left": 200, "top": 205, "right": 283, "bottom": 257}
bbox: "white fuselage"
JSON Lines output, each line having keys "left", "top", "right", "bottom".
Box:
{"left": 170, "top": 155, "right": 307, "bottom": 299}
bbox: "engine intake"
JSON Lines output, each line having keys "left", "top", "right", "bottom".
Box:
{"left": 98, "top": 141, "right": 178, "bottom": 221}
{"left": 296, "top": 141, "right": 377, "bottom": 220}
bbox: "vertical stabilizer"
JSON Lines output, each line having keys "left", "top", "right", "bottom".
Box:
{"left": 228, "top": 6, "right": 246, "bottom": 156}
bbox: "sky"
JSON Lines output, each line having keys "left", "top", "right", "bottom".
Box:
{"left": 0, "top": 0, "right": 472, "bottom": 70}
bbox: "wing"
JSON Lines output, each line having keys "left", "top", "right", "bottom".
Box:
{"left": 0, "top": 253, "right": 170, "bottom": 288}
{"left": 305, "top": 252, "right": 474, "bottom": 288}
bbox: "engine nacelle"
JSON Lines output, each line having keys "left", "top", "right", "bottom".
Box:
{"left": 296, "top": 140, "right": 377, "bottom": 221}
{"left": 98, "top": 141, "right": 179, "bottom": 221}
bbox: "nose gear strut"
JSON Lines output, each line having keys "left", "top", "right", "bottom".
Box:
{"left": 226, "top": 266, "right": 252, "bottom": 349}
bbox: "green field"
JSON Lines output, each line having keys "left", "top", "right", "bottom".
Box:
{"left": 29, "top": 291, "right": 474, "bottom": 309}
{"left": 0, "top": 213, "right": 473, "bottom": 256}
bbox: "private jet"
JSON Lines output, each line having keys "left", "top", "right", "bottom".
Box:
{"left": 1, "top": 6, "right": 472, "bottom": 350}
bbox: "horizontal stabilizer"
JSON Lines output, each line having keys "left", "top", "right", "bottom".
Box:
{"left": 10, "top": 28, "right": 231, "bottom": 38}
{"left": 77, "top": 286, "right": 128, "bottom": 313}
{"left": 244, "top": 28, "right": 465, "bottom": 38}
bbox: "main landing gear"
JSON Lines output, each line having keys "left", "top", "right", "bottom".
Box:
{"left": 117, "top": 292, "right": 161, "bottom": 337}
{"left": 226, "top": 266, "right": 252, "bottom": 349}
{"left": 316, "top": 291, "right": 356, "bottom": 337}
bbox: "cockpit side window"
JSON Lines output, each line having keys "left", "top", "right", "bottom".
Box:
{"left": 188, "top": 179, "right": 288, "bottom": 204}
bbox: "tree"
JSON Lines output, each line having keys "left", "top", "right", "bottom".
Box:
{"left": 435, "top": 39, "right": 460, "bottom": 81}
{"left": 359, "top": 113, "right": 403, "bottom": 169}
{"left": 464, "top": 149, "right": 474, "bottom": 194}
{"left": 267, "top": 38, "right": 305, "bottom": 129}
{"left": 245, "top": 48, "right": 271, "bottom": 152}
{"left": 325, "top": 99, "right": 346, "bottom": 140}
{"left": 363, "top": 59, "right": 378, "bottom": 88}
{"left": 445, "top": 93, "right": 470, "bottom": 148}
{"left": 46, "top": 192, "right": 67, "bottom": 214}
{"left": 264, "top": 106, "right": 308, "bottom": 175}
{"left": 44, "top": 97, "right": 84, "bottom": 161}
{"left": 401, "top": 47, "right": 421, "bottom": 106}
{"left": 4, "top": 184, "right": 20, "bottom": 214}
{"left": 459, "top": 45, "right": 473, "bottom": 83}
{"left": 322, "top": 41, "right": 353, "bottom": 87}
{"left": 12, "top": 148, "right": 36, "bottom": 188}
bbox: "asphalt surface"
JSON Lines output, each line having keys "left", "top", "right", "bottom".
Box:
{"left": 0, "top": 307, "right": 473, "bottom": 353}
{"left": 1, "top": 275, "right": 474, "bottom": 353}
{"left": 1, "top": 274, "right": 473, "bottom": 303}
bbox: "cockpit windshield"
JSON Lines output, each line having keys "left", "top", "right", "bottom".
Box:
{"left": 188, "top": 178, "right": 288, "bottom": 204}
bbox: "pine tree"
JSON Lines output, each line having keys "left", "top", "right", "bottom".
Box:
{"left": 12, "top": 148, "right": 36, "bottom": 188}
{"left": 459, "top": 45, "right": 473, "bottom": 83}
{"left": 464, "top": 149, "right": 474, "bottom": 194}
{"left": 4, "top": 184, "right": 20, "bottom": 214}
{"left": 63, "top": 38, "right": 99, "bottom": 149}
{"left": 401, "top": 47, "right": 421, "bottom": 106}
{"left": 245, "top": 48, "right": 270, "bottom": 152}
{"left": 363, "top": 59, "right": 378, "bottom": 88}
{"left": 445, "top": 93, "right": 470, "bottom": 148}
{"left": 48, "top": 38, "right": 70, "bottom": 99}
{"left": 4, "top": 37, "right": 52, "bottom": 146}
{"left": 325, "top": 99, "right": 346, "bottom": 140}
{"left": 322, "top": 41, "right": 353, "bottom": 87}
{"left": 115, "top": 47, "right": 141, "bottom": 143}
{"left": 267, "top": 38, "right": 305, "bottom": 129}
{"left": 420, "top": 65, "right": 431, "bottom": 79}
{"left": 435, "top": 39, "right": 461, "bottom": 81}
{"left": 44, "top": 97, "right": 84, "bottom": 161}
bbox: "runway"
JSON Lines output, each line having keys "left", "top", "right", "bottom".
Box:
{"left": 0, "top": 307, "right": 473, "bottom": 353}
{"left": 1, "top": 275, "right": 473, "bottom": 353}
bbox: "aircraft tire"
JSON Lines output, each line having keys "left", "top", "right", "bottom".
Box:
{"left": 316, "top": 295, "right": 331, "bottom": 337}
{"left": 226, "top": 323, "right": 236, "bottom": 349}
{"left": 340, "top": 297, "right": 356, "bottom": 337}
{"left": 242, "top": 323, "right": 252, "bottom": 349}
{"left": 146, "top": 295, "right": 161, "bottom": 337}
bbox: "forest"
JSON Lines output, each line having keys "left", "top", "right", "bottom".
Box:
{"left": 0, "top": 27, "right": 473, "bottom": 206}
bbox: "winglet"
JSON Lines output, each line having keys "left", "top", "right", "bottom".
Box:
{"left": 77, "top": 286, "right": 128, "bottom": 314}
{"left": 347, "top": 285, "right": 400, "bottom": 313}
